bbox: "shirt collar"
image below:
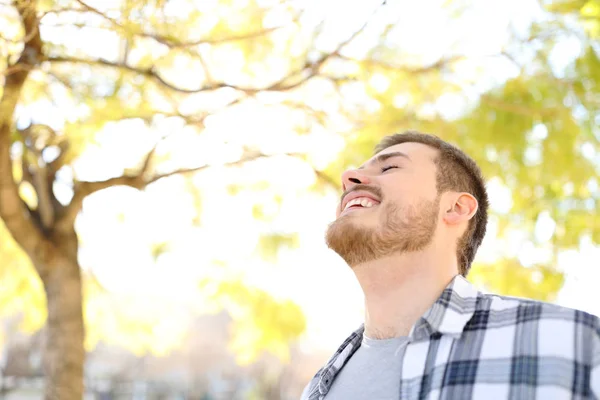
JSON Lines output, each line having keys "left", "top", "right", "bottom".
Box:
{"left": 409, "top": 274, "right": 480, "bottom": 340}
{"left": 315, "top": 275, "right": 480, "bottom": 397}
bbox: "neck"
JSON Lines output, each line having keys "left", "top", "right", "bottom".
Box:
{"left": 353, "top": 248, "right": 458, "bottom": 339}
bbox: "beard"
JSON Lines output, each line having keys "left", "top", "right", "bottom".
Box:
{"left": 325, "top": 196, "right": 440, "bottom": 267}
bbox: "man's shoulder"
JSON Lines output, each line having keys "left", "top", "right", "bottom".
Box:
{"left": 475, "top": 290, "right": 600, "bottom": 331}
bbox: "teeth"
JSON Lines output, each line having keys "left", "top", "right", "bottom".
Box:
{"left": 344, "top": 197, "right": 378, "bottom": 211}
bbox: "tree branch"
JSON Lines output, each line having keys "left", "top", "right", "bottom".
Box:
{"left": 44, "top": 3, "right": 377, "bottom": 95}
{"left": 143, "top": 26, "right": 285, "bottom": 48}
{"left": 18, "top": 126, "right": 55, "bottom": 229}
{"left": 32, "top": 163, "right": 54, "bottom": 228}
{"left": 137, "top": 127, "right": 182, "bottom": 180}
{"left": 0, "top": 0, "right": 53, "bottom": 268}
{"left": 55, "top": 150, "right": 271, "bottom": 232}
{"left": 335, "top": 54, "right": 466, "bottom": 74}
{"left": 46, "top": 56, "right": 247, "bottom": 94}
{"left": 39, "top": 6, "right": 87, "bottom": 18}
{"left": 265, "top": 0, "right": 386, "bottom": 91}
{"left": 71, "top": 0, "right": 120, "bottom": 29}
{"left": 71, "top": 0, "right": 291, "bottom": 48}
{"left": 46, "top": 54, "right": 334, "bottom": 94}
{"left": 1, "top": 63, "right": 34, "bottom": 77}
{"left": 47, "top": 141, "right": 70, "bottom": 177}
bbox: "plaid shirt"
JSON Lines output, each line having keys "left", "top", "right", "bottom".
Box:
{"left": 301, "top": 275, "right": 600, "bottom": 400}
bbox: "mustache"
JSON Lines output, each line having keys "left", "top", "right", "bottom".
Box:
{"left": 340, "top": 184, "right": 383, "bottom": 204}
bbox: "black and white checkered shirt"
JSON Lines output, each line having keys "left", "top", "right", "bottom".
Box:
{"left": 301, "top": 275, "right": 600, "bottom": 399}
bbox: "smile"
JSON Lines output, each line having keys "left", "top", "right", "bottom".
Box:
{"left": 342, "top": 197, "right": 380, "bottom": 212}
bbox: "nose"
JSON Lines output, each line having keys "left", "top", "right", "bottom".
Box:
{"left": 341, "top": 168, "right": 371, "bottom": 192}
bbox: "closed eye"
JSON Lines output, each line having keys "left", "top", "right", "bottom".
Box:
{"left": 381, "top": 165, "right": 398, "bottom": 173}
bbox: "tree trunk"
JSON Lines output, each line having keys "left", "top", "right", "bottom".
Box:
{"left": 39, "top": 232, "right": 84, "bottom": 400}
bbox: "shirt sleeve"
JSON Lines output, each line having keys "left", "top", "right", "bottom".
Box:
{"left": 300, "top": 382, "right": 311, "bottom": 400}
{"left": 300, "top": 371, "right": 321, "bottom": 400}
{"left": 592, "top": 323, "right": 600, "bottom": 399}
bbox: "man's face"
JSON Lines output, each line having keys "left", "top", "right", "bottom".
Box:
{"left": 325, "top": 142, "right": 442, "bottom": 266}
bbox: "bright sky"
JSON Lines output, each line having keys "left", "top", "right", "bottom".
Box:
{"left": 15, "top": 0, "right": 600, "bottom": 356}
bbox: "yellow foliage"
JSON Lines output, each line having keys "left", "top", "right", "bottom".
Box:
{"left": 469, "top": 259, "right": 564, "bottom": 302}
{"left": 83, "top": 277, "right": 190, "bottom": 356}
{"left": 581, "top": 0, "right": 600, "bottom": 16}
{"left": 203, "top": 278, "right": 306, "bottom": 365}
{"left": 0, "top": 223, "right": 47, "bottom": 337}
{"left": 255, "top": 232, "right": 300, "bottom": 262}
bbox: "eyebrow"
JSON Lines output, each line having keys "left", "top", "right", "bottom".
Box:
{"left": 357, "top": 151, "right": 411, "bottom": 170}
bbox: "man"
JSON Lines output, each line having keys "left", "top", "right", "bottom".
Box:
{"left": 301, "top": 131, "right": 600, "bottom": 400}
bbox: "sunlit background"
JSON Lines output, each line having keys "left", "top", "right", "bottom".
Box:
{"left": 2, "top": 0, "right": 600, "bottom": 398}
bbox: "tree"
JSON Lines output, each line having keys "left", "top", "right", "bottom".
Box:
{"left": 0, "top": 0, "right": 321, "bottom": 397}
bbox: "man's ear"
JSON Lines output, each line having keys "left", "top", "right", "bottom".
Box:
{"left": 444, "top": 193, "right": 478, "bottom": 225}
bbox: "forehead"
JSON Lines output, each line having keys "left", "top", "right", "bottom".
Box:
{"left": 364, "top": 142, "right": 439, "bottom": 167}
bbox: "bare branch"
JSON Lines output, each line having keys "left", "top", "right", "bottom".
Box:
{"left": 42, "top": 1, "right": 375, "bottom": 96}
{"left": 45, "top": 55, "right": 334, "bottom": 94}
{"left": 48, "top": 141, "right": 69, "bottom": 177}
{"left": 39, "top": 6, "right": 88, "bottom": 19}
{"left": 196, "top": 50, "right": 215, "bottom": 85}
{"left": 279, "top": 100, "right": 327, "bottom": 124}
{"left": 21, "top": 18, "right": 41, "bottom": 45}
{"left": 32, "top": 164, "right": 54, "bottom": 228}
{"left": 1, "top": 63, "right": 34, "bottom": 77}
{"left": 56, "top": 150, "right": 271, "bottom": 231}
{"left": 18, "top": 126, "right": 55, "bottom": 229}
{"left": 145, "top": 26, "right": 285, "bottom": 48}
{"left": 54, "top": 175, "right": 138, "bottom": 233}
{"left": 45, "top": 69, "right": 74, "bottom": 90}
{"left": 267, "top": 1, "right": 386, "bottom": 91}
{"left": 72, "top": 0, "right": 291, "bottom": 48}
{"left": 139, "top": 147, "right": 157, "bottom": 178}
{"left": 46, "top": 56, "right": 255, "bottom": 94}
{"left": 71, "top": 0, "right": 120, "bottom": 30}
{"left": 498, "top": 50, "right": 522, "bottom": 71}
{"left": 147, "top": 150, "right": 269, "bottom": 185}
{"left": 137, "top": 127, "right": 183, "bottom": 179}
{"left": 335, "top": 54, "right": 466, "bottom": 74}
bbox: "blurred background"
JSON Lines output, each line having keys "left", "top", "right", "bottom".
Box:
{"left": 1, "top": 0, "right": 600, "bottom": 398}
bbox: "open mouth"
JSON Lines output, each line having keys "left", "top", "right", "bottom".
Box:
{"left": 341, "top": 197, "right": 380, "bottom": 214}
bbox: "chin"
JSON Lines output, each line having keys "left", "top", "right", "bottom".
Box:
{"left": 334, "top": 215, "right": 377, "bottom": 233}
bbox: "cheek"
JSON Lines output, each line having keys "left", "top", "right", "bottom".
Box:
{"left": 393, "top": 181, "right": 437, "bottom": 205}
